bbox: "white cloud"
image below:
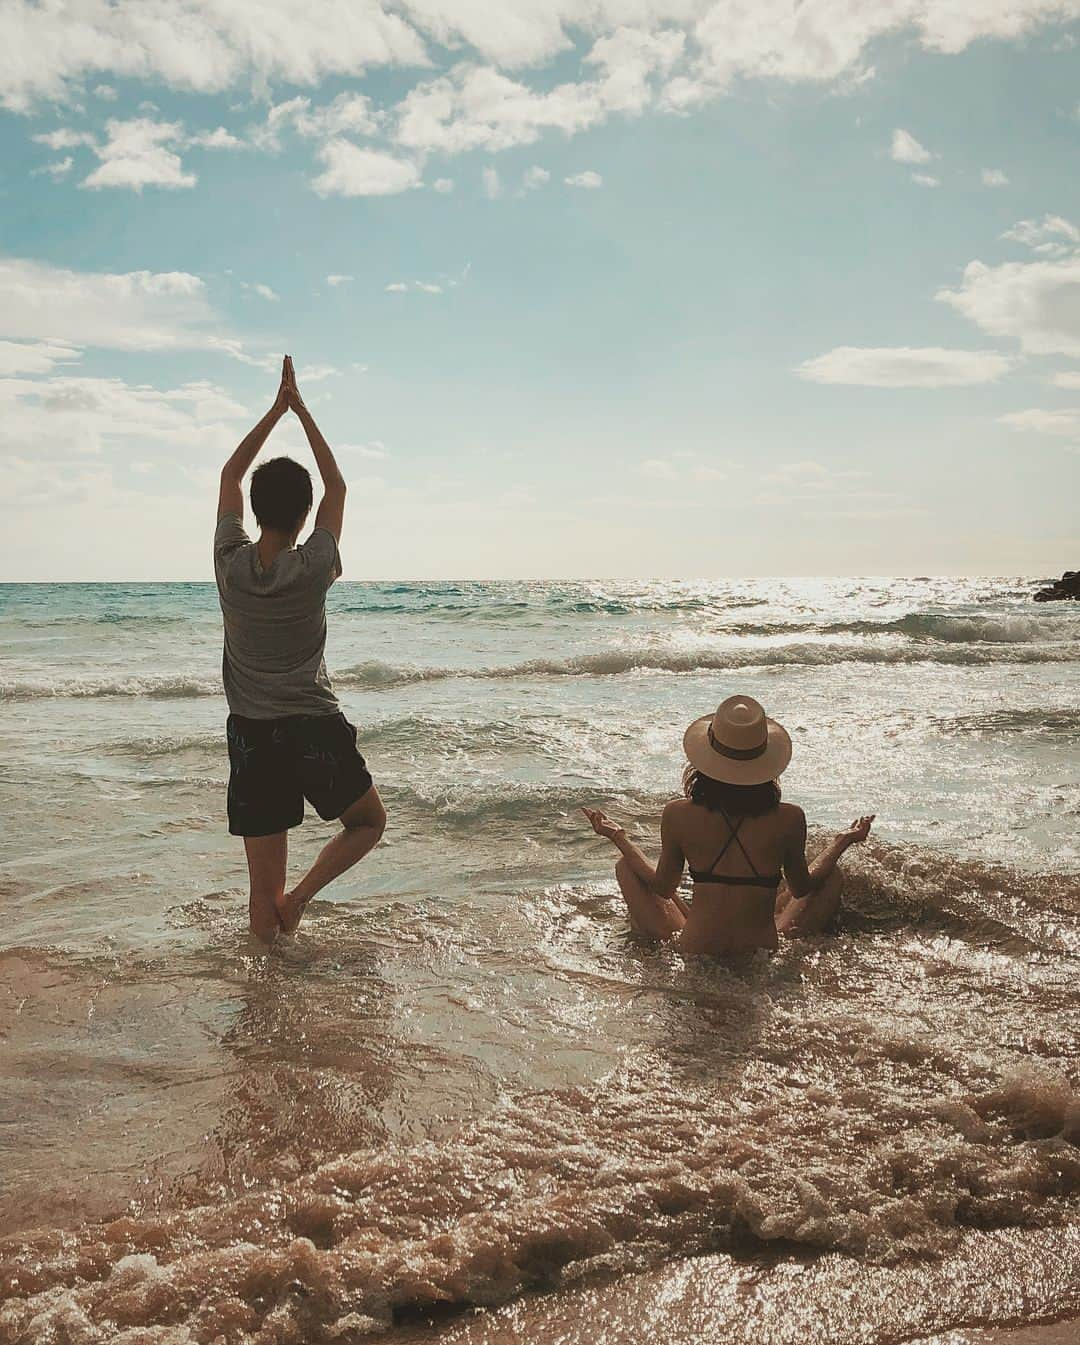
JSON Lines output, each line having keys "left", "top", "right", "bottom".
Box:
{"left": 911, "top": 172, "right": 939, "bottom": 187}
{"left": 394, "top": 29, "right": 682, "bottom": 156}
{"left": 1000, "top": 213, "right": 1080, "bottom": 257}
{"left": 296, "top": 363, "right": 338, "bottom": 383}
{"left": 385, "top": 279, "right": 443, "bottom": 294}
{"left": 936, "top": 254, "right": 1080, "bottom": 357}
{"left": 999, "top": 407, "right": 1080, "bottom": 438}
{"left": 0, "top": 374, "right": 248, "bottom": 461}
{"left": 982, "top": 167, "right": 1009, "bottom": 187}
{"left": 253, "top": 93, "right": 380, "bottom": 150}
{"left": 32, "top": 156, "right": 74, "bottom": 179}
{"left": 83, "top": 118, "right": 196, "bottom": 191}
{"left": 890, "top": 128, "right": 933, "bottom": 164}
{"left": 796, "top": 346, "right": 1013, "bottom": 387}
{"left": 0, "top": 258, "right": 217, "bottom": 351}
{"left": 482, "top": 164, "right": 501, "bottom": 198}
{"left": 0, "top": 340, "right": 82, "bottom": 375}
{"left": 33, "top": 128, "right": 96, "bottom": 150}
{"left": 760, "top": 460, "right": 830, "bottom": 487}
{"left": 432, "top": 177, "right": 454, "bottom": 192}
{"left": 566, "top": 169, "right": 603, "bottom": 188}
{"left": 521, "top": 164, "right": 550, "bottom": 191}
{"left": 244, "top": 282, "right": 279, "bottom": 301}
{"left": 4, "top": 3, "right": 1080, "bottom": 133}
{"left": 636, "top": 454, "right": 727, "bottom": 484}
{"left": 0, "top": 4, "right": 427, "bottom": 112}
{"left": 94, "top": 83, "right": 118, "bottom": 101}
{"left": 190, "top": 125, "right": 244, "bottom": 150}
{"left": 326, "top": 274, "right": 353, "bottom": 286}
{"left": 311, "top": 140, "right": 421, "bottom": 196}
{"left": 1048, "top": 370, "right": 1080, "bottom": 388}
{"left": 758, "top": 461, "right": 873, "bottom": 495}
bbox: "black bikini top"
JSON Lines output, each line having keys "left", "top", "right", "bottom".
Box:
{"left": 688, "top": 809, "right": 781, "bottom": 890}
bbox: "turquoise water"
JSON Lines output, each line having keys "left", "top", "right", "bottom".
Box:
{"left": 0, "top": 578, "right": 1078, "bottom": 1343}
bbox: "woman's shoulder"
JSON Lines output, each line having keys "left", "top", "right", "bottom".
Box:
{"left": 662, "top": 796, "right": 694, "bottom": 820}
{"left": 776, "top": 801, "right": 806, "bottom": 832}
{"left": 661, "top": 796, "right": 696, "bottom": 833}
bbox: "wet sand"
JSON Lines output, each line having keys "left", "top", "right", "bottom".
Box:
{"left": 393, "top": 1227, "right": 1080, "bottom": 1345}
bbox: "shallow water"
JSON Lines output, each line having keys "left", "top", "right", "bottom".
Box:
{"left": 0, "top": 578, "right": 1077, "bottom": 1343}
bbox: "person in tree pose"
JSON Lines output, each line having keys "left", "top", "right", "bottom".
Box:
{"left": 215, "top": 355, "right": 385, "bottom": 942}
{"left": 583, "top": 695, "right": 872, "bottom": 955}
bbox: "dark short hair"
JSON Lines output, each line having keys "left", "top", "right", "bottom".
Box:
{"left": 250, "top": 457, "right": 313, "bottom": 532}
{"left": 682, "top": 765, "right": 781, "bottom": 816}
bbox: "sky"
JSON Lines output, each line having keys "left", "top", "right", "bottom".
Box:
{"left": 1, "top": 2, "right": 1079, "bottom": 581}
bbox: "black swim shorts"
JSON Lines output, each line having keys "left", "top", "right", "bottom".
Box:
{"left": 226, "top": 712, "right": 373, "bottom": 837}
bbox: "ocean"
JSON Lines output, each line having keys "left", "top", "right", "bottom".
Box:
{"left": 0, "top": 577, "right": 1077, "bottom": 1344}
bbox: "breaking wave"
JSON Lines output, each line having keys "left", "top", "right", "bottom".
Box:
{"left": 333, "top": 640, "right": 1080, "bottom": 688}
{"left": 4, "top": 634, "right": 1077, "bottom": 702}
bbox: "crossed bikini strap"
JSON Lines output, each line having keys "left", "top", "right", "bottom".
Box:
{"left": 704, "top": 809, "right": 763, "bottom": 878}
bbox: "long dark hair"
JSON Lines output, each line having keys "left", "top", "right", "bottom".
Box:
{"left": 682, "top": 765, "right": 781, "bottom": 816}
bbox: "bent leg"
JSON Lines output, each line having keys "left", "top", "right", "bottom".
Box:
{"left": 776, "top": 870, "right": 843, "bottom": 938}
{"left": 244, "top": 832, "right": 288, "bottom": 943}
{"left": 615, "top": 856, "right": 686, "bottom": 941}
{"left": 277, "top": 787, "right": 386, "bottom": 934}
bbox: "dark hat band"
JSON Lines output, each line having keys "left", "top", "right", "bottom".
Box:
{"left": 707, "top": 725, "right": 768, "bottom": 760}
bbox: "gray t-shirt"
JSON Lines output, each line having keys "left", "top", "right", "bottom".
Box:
{"left": 214, "top": 514, "right": 343, "bottom": 719}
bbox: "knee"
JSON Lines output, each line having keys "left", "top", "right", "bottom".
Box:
{"left": 343, "top": 789, "right": 386, "bottom": 839}
{"left": 614, "top": 855, "right": 632, "bottom": 884}
{"left": 369, "top": 794, "right": 387, "bottom": 840}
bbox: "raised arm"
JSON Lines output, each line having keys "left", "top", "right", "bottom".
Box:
{"left": 217, "top": 358, "right": 289, "bottom": 520}
{"left": 284, "top": 355, "right": 346, "bottom": 541}
{"left": 582, "top": 803, "right": 689, "bottom": 913}
{"left": 782, "top": 807, "right": 874, "bottom": 899}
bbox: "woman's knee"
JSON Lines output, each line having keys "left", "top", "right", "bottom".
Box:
{"left": 614, "top": 855, "right": 633, "bottom": 885}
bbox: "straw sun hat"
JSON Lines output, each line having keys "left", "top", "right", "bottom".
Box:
{"left": 683, "top": 695, "right": 792, "bottom": 786}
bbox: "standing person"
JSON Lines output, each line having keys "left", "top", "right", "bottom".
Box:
{"left": 582, "top": 695, "right": 872, "bottom": 955}
{"left": 215, "top": 356, "right": 385, "bottom": 942}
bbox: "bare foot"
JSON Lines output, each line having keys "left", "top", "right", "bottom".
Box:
{"left": 275, "top": 888, "right": 311, "bottom": 934}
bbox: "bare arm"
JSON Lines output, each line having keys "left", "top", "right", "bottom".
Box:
{"left": 285, "top": 356, "right": 346, "bottom": 541}
{"left": 217, "top": 359, "right": 289, "bottom": 520}
{"left": 582, "top": 804, "right": 689, "bottom": 913}
{"left": 783, "top": 808, "right": 874, "bottom": 899}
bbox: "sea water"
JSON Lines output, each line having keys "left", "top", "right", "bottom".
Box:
{"left": 0, "top": 578, "right": 1077, "bottom": 1343}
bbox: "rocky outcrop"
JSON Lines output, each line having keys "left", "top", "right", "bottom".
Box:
{"left": 1033, "top": 570, "right": 1080, "bottom": 602}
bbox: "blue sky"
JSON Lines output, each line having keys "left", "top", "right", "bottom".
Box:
{"left": 1, "top": 2, "right": 1078, "bottom": 580}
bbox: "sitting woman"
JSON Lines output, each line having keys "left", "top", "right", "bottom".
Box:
{"left": 583, "top": 695, "right": 873, "bottom": 955}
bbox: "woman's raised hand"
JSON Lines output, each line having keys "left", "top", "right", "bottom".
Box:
{"left": 840, "top": 814, "right": 875, "bottom": 846}
{"left": 582, "top": 806, "right": 625, "bottom": 841}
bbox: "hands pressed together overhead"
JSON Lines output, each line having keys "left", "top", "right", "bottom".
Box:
{"left": 219, "top": 352, "right": 346, "bottom": 538}
{"left": 273, "top": 354, "right": 308, "bottom": 417}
